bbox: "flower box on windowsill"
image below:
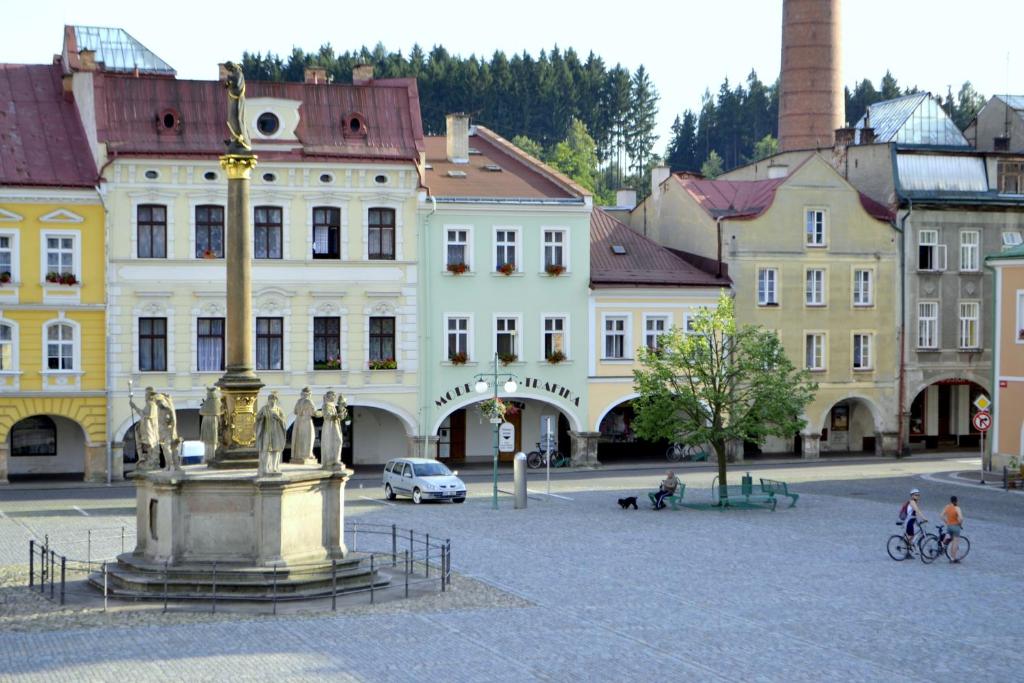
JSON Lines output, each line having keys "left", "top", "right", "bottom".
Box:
{"left": 546, "top": 351, "right": 566, "bottom": 364}
{"left": 545, "top": 264, "right": 566, "bottom": 277}
{"left": 368, "top": 358, "right": 398, "bottom": 370}
{"left": 201, "top": 250, "right": 221, "bottom": 260}
{"left": 498, "top": 353, "right": 518, "bottom": 366}
{"left": 45, "top": 272, "right": 79, "bottom": 286}
{"left": 446, "top": 262, "right": 470, "bottom": 275}
{"left": 0, "top": 272, "right": 12, "bottom": 286}
{"left": 497, "top": 263, "right": 516, "bottom": 276}
{"left": 314, "top": 359, "right": 342, "bottom": 370}
{"left": 449, "top": 352, "right": 469, "bottom": 365}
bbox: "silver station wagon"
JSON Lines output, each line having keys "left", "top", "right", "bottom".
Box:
{"left": 383, "top": 458, "right": 467, "bottom": 504}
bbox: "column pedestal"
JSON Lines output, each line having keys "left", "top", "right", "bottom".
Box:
{"left": 568, "top": 431, "right": 601, "bottom": 467}
{"left": 0, "top": 443, "right": 8, "bottom": 484}
{"left": 801, "top": 433, "right": 821, "bottom": 459}
{"left": 409, "top": 435, "right": 440, "bottom": 459}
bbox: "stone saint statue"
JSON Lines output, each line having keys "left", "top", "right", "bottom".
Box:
{"left": 198, "top": 386, "right": 221, "bottom": 462}
{"left": 153, "top": 391, "right": 181, "bottom": 471}
{"left": 290, "top": 387, "right": 319, "bottom": 465}
{"left": 320, "top": 391, "right": 347, "bottom": 470}
{"left": 255, "top": 392, "right": 287, "bottom": 476}
{"left": 129, "top": 386, "right": 160, "bottom": 471}
{"left": 223, "top": 61, "right": 251, "bottom": 154}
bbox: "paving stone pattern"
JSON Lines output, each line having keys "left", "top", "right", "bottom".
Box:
{"left": 2, "top": 485, "right": 1023, "bottom": 681}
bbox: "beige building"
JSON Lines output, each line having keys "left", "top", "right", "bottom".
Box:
{"left": 630, "top": 155, "right": 900, "bottom": 456}
{"left": 986, "top": 242, "right": 1024, "bottom": 471}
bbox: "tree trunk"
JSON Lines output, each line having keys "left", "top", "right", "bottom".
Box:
{"left": 714, "top": 439, "right": 728, "bottom": 502}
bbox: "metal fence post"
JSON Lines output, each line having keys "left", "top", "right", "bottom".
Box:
{"left": 404, "top": 550, "right": 409, "bottom": 599}
{"left": 272, "top": 564, "right": 278, "bottom": 616}
{"left": 370, "top": 555, "right": 375, "bottom": 605}
{"left": 425, "top": 534, "right": 430, "bottom": 578}
{"left": 163, "top": 560, "right": 169, "bottom": 613}
{"left": 211, "top": 562, "right": 217, "bottom": 614}
{"left": 120, "top": 526, "right": 125, "bottom": 555}
{"left": 446, "top": 539, "right": 451, "bottom": 588}
{"left": 440, "top": 544, "right": 446, "bottom": 593}
{"left": 28, "top": 540, "right": 34, "bottom": 588}
{"left": 60, "top": 555, "right": 66, "bottom": 605}
{"left": 102, "top": 561, "right": 108, "bottom": 612}
{"left": 87, "top": 529, "right": 91, "bottom": 566}
{"left": 392, "top": 524, "right": 397, "bottom": 567}
{"left": 49, "top": 550, "right": 55, "bottom": 600}
{"left": 40, "top": 536, "right": 48, "bottom": 594}
{"left": 331, "top": 559, "right": 337, "bottom": 612}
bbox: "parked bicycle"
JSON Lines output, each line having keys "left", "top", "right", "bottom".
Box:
{"left": 886, "top": 520, "right": 932, "bottom": 561}
{"left": 665, "top": 443, "right": 710, "bottom": 463}
{"left": 919, "top": 524, "right": 971, "bottom": 563}
{"left": 526, "top": 442, "right": 570, "bottom": 469}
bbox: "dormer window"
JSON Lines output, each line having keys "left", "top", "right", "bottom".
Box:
{"left": 157, "top": 109, "right": 181, "bottom": 134}
{"left": 256, "top": 112, "right": 280, "bottom": 136}
{"left": 344, "top": 113, "right": 367, "bottom": 138}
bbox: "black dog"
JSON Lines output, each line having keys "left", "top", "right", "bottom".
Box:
{"left": 618, "top": 496, "right": 638, "bottom": 510}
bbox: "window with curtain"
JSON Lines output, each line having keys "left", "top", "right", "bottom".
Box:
{"left": 137, "top": 204, "right": 167, "bottom": 258}
{"left": 45, "top": 323, "right": 73, "bottom": 370}
{"left": 369, "top": 317, "right": 395, "bottom": 361}
{"left": 195, "top": 205, "right": 224, "bottom": 258}
{"left": 312, "top": 207, "right": 341, "bottom": 259}
{"left": 853, "top": 269, "right": 873, "bottom": 306}
{"left": 446, "top": 229, "right": 468, "bottom": 266}
{"left": 0, "top": 322, "right": 13, "bottom": 370}
{"left": 0, "top": 235, "right": 12, "bottom": 279}
{"left": 368, "top": 208, "right": 395, "bottom": 260}
{"left": 256, "top": 317, "right": 283, "bottom": 370}
{"left": 544, "top": 317, "right": 566, "bottom": 358}
{"left": 544, "top": 230, "right": 565, "bottom": 268}
{"left": 446, "top": 316, "right": 469, "bottom": 359}
{"left": 197, "top": 317, "right": 225, "bottom": 371}
{"left": 313, "top": 316, "right": 341, "bottom": 369}
{"left": 496, "top": 317, "right": 518, "bottom": 357}
{"left": 139, "top": 317, "right": 167, "bottom": 372}
{"left": 46, "top": 236, "right": 75, "bottom": 277}
{"left": 495, "top": 230, "right": 517, "bottom": 271}
{"left": 603, "top": 317, "right": 626, "bottom": 359}
{"left": 254, "top": 206, "right": 283, "bottom": 259}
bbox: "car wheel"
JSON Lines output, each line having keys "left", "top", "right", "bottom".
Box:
{"left": 412, "top": 487, "right": 423, "bottom": 504}
{"left": 453, "top": 497, "right": 466, "bottom": 504}
{"left": 384, "top": 483, "right": 396, "bottom": 500}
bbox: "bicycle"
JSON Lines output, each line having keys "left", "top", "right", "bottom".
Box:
{"left": 526, "top": 442, "right": 570, "bottom": 469}
{"left": 886, "top": 519, "right": 933, "bottom": 561}
{"left": 919, "top": 524, "right": 971, "bottom": 563}
{"left": 665, "top": 443, "right": 710, "bottom": 463}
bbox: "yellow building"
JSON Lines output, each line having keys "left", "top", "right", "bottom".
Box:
{"left": 0, "top": 63, "right": 107, "bottom": 483}
{"left": 630, "top": 156, "right": 900, "bottom": 457}
{"left": 987, "top": 243, "right": 1024, "bottom": 472}
{"left": 588, "top": 208, "right": 727, "bottom": 462}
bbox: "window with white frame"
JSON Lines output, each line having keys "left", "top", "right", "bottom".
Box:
{"left": 255, "top": 317, "right": 283, "bottom": 370}
{"left": 197, "top": 317, "right": 225, "bottom": 371}
{"left": 917, "top": 302, "right": 938, "bottom": 349}
{"left": 1002, "top": 231, "right": 1023, "bottom": 249}
{"left": 543, "top": 230, "right": 565, "bottom": 270}
{"left": 496, "top": 317, "right": 518, "bottom": 358}
{"left": 918, "top": 229, "right": 946, "bottom": 271}
{"left": 45, "top": 322, "right": 74, "bottom": 370}
{"left": 446, "top": 316, "right": 469, "bottom": 360}
{"left": 959, "top": 302, "right": 980, "bottom": 349}
{"left": 805, "top": 209, "right": 826, "bottom": 246}
{"left": 45, "top": 236, "right": 75, "bottom": 279}
{"left": 683, "top": 314, "right": 698, "bottom": 335}
{"left": 138, "top": 317, "right": 167, "bottom": 372}
{"left": 544, "top": 316, "right": 567, "bottom": 359}
{"left": 0, "top": 322, "right": 13, "bottom": 370}
{"left": 853, "top": 269, "right": 873, "bottom": 306}
{"left": 254, "top": 206, "right": 283, "bottom": 259}
{"left": 805, "top": 269, "right": 825, "bottom": 306}
{"left": 644, "top": 316, "right": 668, "bottom": 350}
{"left": 446, "top": 229, "right": 468, "bottom": 268}
{"left": 853, "top": 333, "right": 872, "bottom": 370}
{"left": 959, "top": 231, "right": 980, "bottom": 271}
{"left": 805, "top": 333, "right": 825, "bottom": 370}
{"left": 757, "top": 267, "right": 778, "bottom": 305}
{"left": 495, "top": 229, "right": 517, "bottom": 271}
{"left": 0, "top": 235, "right": 12, "bottom": 281}
{"left": 604, "top": 316, "right": 627, "bottom": 359}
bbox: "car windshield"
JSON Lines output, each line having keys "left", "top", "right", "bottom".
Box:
{"left": 413, "top": 462, "right": 453, "bottom": 477}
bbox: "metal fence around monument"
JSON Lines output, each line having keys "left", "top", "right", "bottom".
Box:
{"left": 26, "top": 521, "right": 452, "bottom": 614}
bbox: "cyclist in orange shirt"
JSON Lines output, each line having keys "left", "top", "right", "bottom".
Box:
{"left": 941, "top": 496, "right": 964, "bottom": 563}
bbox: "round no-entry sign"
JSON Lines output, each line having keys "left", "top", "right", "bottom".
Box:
{"left": 972, "top": 411, "right": 991, "bottom": 432}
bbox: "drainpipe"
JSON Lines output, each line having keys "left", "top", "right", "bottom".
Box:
{"left": 895, "top": 198, "right": 912, "bottom": 457}
{"left": 419, "top": 194, "right": 437, "bottom": 459}
{"left": 716, "top": 217, "right": 724, "bottom": 278}
{"left": 94, "top": 176, "right": 113, "bottom": 485}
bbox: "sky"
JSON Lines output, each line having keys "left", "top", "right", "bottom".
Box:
{"left": 6, "top": 0, "right": 1023, "bottom": 151}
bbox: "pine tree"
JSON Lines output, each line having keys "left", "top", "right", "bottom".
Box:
{"left": 665, "top": 112, "right": 699, "bottom": 173}
{"left": 626, "top": 65, "right": 660, "bottom": 194}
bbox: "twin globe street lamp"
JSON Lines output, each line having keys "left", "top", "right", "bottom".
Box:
{"left": 473, "top": 353, "right": 520, "bottom": 510}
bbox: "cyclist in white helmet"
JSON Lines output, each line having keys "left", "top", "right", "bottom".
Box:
{"left": 903, "top": 488, "right": 927, "bottom": 549}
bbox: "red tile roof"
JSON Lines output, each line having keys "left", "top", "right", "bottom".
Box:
{"left": 0, "top": 63, "right": 97, "bottom": 188}
{"left": 93, "top": 74, "right": 424, "bottom": 162}
{"left": 423, "top": 126, "right": 586, "bottom": 199}
{"left": 590, "top": 208, "right": 730, "bottom": 288}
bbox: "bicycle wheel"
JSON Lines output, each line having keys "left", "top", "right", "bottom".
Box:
{"left": 666, "top": 444, "right": 684, "bottom": 462}
{"left": 526, "top": 451, "right": 543, "bottom": 469}
{"left": 945, "top": 535, "right": 970, "bottom": 562}
{"left": 918, "top": 534, "right": 941, "bottom": 563}
{"left": 887, "top": 535, "right": 911, "bottom": 561}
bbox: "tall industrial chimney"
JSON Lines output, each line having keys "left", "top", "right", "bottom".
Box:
{"left": 778, "top": 0, "right": 844, "bottom": 151}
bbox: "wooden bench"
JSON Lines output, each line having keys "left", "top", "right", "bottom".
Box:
{"left": 760, "top": 478, "right": 799, "bottom": 507}
{"left": 1004, "top": 466, "right": 1024, "bottom": 490}
{"left": 648, "top": 483, "right": 686, "bottom": 510}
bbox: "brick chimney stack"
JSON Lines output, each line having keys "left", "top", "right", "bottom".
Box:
{"left": 352, "top": 64, "right": 374, "bottom": 85}
{"left": 778, "top": 0, "right": 844, "bottom": 152}
{"left": 445, "top": 113, "right": 470, "bottom": 164}
{"left": 304, "top": 66, "right": 328, "bottom": 84}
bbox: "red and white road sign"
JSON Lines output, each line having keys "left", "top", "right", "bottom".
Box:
{"left": 972, "top": 411, "right": 992, "bottom": 432}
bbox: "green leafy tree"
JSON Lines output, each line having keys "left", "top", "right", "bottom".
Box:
{"left": 511, "top": 135, "right": 545, "bottom": 160}
{"left": 700, "top": 150, "right": 724, "bottom": 179}
{"left": 953, "top": 81, "right": 986, "bottom": 130}
{"left": 632, "top": 294, "right": 817, "bottom": 494}
{"left": 548, "top": 117, "right": 602, "bottom": 194}
{"left": 749, "top": 134, "right": 779, "bottom": 162}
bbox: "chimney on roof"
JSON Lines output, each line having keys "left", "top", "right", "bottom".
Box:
{"left": 650, "top": 165, "right": 671, "bottom": 197}
{"left": 305, "top": 66, "right": 328, "bottom": 84}
{"left": 78, "top": 49, "right": 97, "bottom": 72}
{"left": 834, "top": 126, "right": 856, "bottom": 148}
{"left": 860, "top": 126, "right": 876, "bottom": 145}
{"left": 446, "top": 113, "right": 470, "bottom": 165}
{"left": 352, "top": 63, "right": 374, "bottom": 85}
{"left": 616, "top": 189, "right": 637, "bottom": 210}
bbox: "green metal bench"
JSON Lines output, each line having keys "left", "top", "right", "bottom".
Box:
{"left": 760, "top": 478, "right": 799, "bottom": 507}
{"left": 648, "top": 483, "right": 686, "bottom": 510}
{"left": 710, "top": 473, "right": 777, "bottom": 510}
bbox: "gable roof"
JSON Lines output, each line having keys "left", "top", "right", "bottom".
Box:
{"left": 92, "top": 73, "right": 424, "bottom": 162}
{"left": 855, "top": 92, "right": 969, "bottom": 147}
{"left": 590, "top": 208, "right": 729, "bottom": 288}
{"left": 423, "top": 126, "right": 585, "bottom": 199}
{"left": 0, "top": 63, "right": 98, "bottom": 188}
{"left": 63, "top": 25, "right": 175, "bottom": 76}
{"left": 995, "top": 95, "right": 1024, "bottom": 112}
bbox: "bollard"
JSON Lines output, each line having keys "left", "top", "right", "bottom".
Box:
{"left": 331, "top": 559, "right": 337, "bottom": 611}
{"left": 370, "top": 555, "right": 375, "bottom": 604}
{"left": 391, "top": 524, "right": 397, "bottom": 567}
{"left": 29, "top": 540, "right": 34, "bottom": 588}
{"left": 513, "top": 452, "right": 528, "bottom": 509}
{"left": 60, "top": 556, "right": 66, "bottom": 605}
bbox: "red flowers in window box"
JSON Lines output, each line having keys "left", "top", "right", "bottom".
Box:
{"left": 545, "top": 264, "right": 566, "bottom": 277}
{"left": 202, "top": 249, "right": 218, "bottom": 259}
{"left": 497, "top": 262, "right": 516, "bottom": 276}
{"left": 46, "top": 272, "right": 78, "bottom": 286}
{"left": 368, "top": 358, "right": 397, "bottom": 370}
{"left": 0, "top": 272, "right": 10, "bottom": 285}
{"left": 546, "top": 350, "right": 566, "bottom": 364}
{"left": 447, "top": 262, "right": 469, "bottom": 275}
{"left": 315, "top": 357, "right": 341, "bottom": 370}
{"left": 449, "top": 351, "right": 469, "bottom": 365}
{"left": 499, "top": 352, "right": 518, "bottom": 365}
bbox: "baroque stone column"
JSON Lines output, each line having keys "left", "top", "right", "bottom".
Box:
{"left": 213, "top": 153, "right": 263, "bottom": 468}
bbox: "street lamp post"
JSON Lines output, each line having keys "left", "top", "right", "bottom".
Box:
{"left": 473, "top": 353, "right": 519, "bottom": 510}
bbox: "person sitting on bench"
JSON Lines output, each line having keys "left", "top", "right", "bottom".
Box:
{"left": 653, "top": 470, "right": 680, "bottom": 509}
